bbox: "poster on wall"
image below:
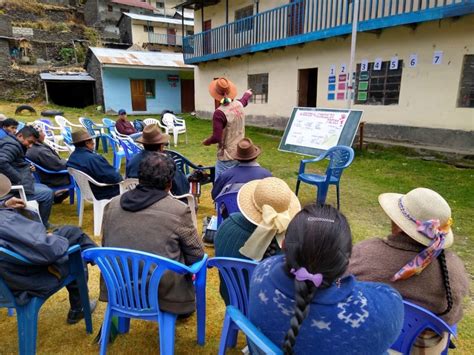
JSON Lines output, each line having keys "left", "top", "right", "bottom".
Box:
{"left": 433, "top": 51, "right": 443, "bottom": 65}
{"left": 327, "top": 65, "right": 337, "bottom": 100}
{"left": 374, "top": 58, "right": 383, "bottom": 71}
{"left": 408, "top": 54, "right": 418, "bottom": 68}
{"left": 390, "top": 56, "right": 399, "bottom": 70}
{"left": 279, "top": 108, "right": 363, "bottom": 157}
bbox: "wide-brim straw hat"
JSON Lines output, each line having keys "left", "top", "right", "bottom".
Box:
{"left": 136, "top": 125, "right": 169, "bottom": 145}
{"left": 71, "top": 129, "right": 95, "bottom": 144}
{"left": 209, "top": 77, "right": 237, "bottom": 101}
{"left": 238, "top": 177, "right": 301, "bottom": 226}
{"left": 0, "top": 174, "right": 11, "bottom": 199}
{"left": 379, "top": 187, "right": 453, "bottom": 248}
{"left": 232, "top": 138, "right": 262, "bottom": 161}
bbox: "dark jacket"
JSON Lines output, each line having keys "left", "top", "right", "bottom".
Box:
{"left": 26, "top": 142, "right": 70, "bottom": 187}
{"left": 115, "top": 118, "right": 136, "bottom": 135}
{"left": 66, "top": 147, "right": 123, "bottom": 200}
{"left": 0, "top": 209, "right": 96, "bottom": 305}
{"left": 0, "top": 134, "right": 35, "bottom": 194}
{"left": 126, "top": 150, "right": 190, "bottom": 195}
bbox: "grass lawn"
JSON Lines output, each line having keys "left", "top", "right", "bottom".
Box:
{"left": 0, "top": 101, "right": 472, "bottom": 354}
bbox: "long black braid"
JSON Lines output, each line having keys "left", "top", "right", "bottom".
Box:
{"left": 437, "top": 250, "right": 453, "bottom": 316}
{"left": 263, "top": 238, "right": 280, "bottom": 259}
{"left": 283, "top": 280, "right": 316, "bottom": 355}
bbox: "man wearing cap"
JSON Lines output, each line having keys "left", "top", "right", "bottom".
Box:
{"left": 211, "top": 137, "right": 272, "bottom": 200}
{"left": 0, "top": 126, "right": 54, "bottom": 227}
{"left": 115, "top": 109, "right": 140, "bottom": 139}
{"left": 0, "top": 173, "right": 97, "bottom": 324}
{"left": 348, "top": 188, "right": 469, "bottom": 353}
{"left": 126, "top": 125, "right": 190, "bottom": 195}
{"left": 202, "top": 77, "right": 253, "bottom": 179}
{"left": 67, "top": 129, "right": 123, "bottom": 200}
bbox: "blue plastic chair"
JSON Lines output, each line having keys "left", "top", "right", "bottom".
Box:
{"left": 26, "top": 158, "right": 76, "bottom": 205}
{"left": 102, "top": 118, "right": 116, "bottom": 135}
{"left": 102, "top": 134, "right": 126, "bottom": 171}
{"left": 295, "top": 145, "right": 355, "bottom": 209}
{"left": 61, "top": 126, "right": 73, "bottom": 145}
{"left": 391, "top": 300, "right": 457, "bottom": 355}
{"left": 167, "top": 150, "right": 215, "bottom": 184}
{"left": 118, "top": 137, "right": 142, "bottom": 163}
{"left": 221, "top": 306, "right": 282, "bottom": 355}
{"left": 207, "top": 257, "right": 258, "bottom": 353}
{"left": 133, "top": 119, "right": 145, "bottom": 132}
{"left": 82, "top": 248, "right": 208, "bottom": 355}
{"left": 215, "top": 191, "right": 240, "bottom": 227}
{"left": 79, "top": 117, "right": 108, "bottom": 153}
{"left": 0, "top": 245, "right": 93, "bottom": 355}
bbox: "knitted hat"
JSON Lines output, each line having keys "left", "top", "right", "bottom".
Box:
{"left": 379, "top": 188, "right": 453, "bottom": 248}
{"left": 208, "top": 77, "right": 237, "bottom": 101}
{"left": 0, "top": 174, "right": 12, "bottom": 198}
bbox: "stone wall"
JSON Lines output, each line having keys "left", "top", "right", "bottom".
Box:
{"left": 86, "top": 54, "right": 104, "bottom": 105}
{"left": 0, "top": 39, "right": 11, "bottom": 69}
{"left": 0, "top": 17, "right": 12, "bottom": 37}
{"left": 0, "top": 69, "right": 42, "bottom": 102}
{"left": 84, "top": 0, "right": 99, "bottom": 26}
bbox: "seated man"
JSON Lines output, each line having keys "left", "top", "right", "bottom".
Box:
{"left": 101, "top": 152, "right": 204, "bottom": 316}
{"left": 126, "top": 125, "right": 190, "bottom": 195}
{"left": 211, "top": 137, "right": 272, "bottom": 200}
{"left": 0, "top": 126, "right": 54, "bottom": 227}
{"left": 26, "top": 125, "right": 70, "bottom": 203}
{"left": 0, "top": 173, "right": 97, "bottom": 323}
{"left": 0, "top": 118, "right": 19, "bottom": 139}
{"left": 67, "top": 129, "right": 123, "bottom": 200}
{"left": 115, "top": 109, "right": 141, "bottom": 139}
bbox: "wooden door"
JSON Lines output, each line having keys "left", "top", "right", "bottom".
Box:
{"left": 181, "top": 79, "right": 195, "bottom": 112}
{"left": 167, "top": 28, "right": 176, "bottom": 45}
{"left": 203, "top": 20, "right": 211, "bottom": 55}
{"left": 298, "top": 68, "right": 318, "bottom": 107}
{"left": 130, "top": 79, "right": 146, "bottom": 111}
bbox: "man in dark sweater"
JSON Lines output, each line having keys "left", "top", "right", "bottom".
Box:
{"left": 115, "top": 109, "right": 141, "bottom": 139}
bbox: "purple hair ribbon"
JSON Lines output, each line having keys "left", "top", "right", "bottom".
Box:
{"left": 290, "top": 267, "right": 323, "bottom": 287}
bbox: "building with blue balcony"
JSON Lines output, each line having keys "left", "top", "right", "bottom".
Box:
{"left": 178, "top": 0, "right": 474, "bottom": 153}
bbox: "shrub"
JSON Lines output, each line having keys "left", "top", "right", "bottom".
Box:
{"left": 59, "top": 47, "right": 75, "bottom": 64}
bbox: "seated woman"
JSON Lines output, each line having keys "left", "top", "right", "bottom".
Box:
{"left": 249, "top": 204, "right": 404, "bottom": 354}
{"left": 348, "top": 188, "right": 469, "bottom": 353}
{"left": 214, "top": 177, "right": 300, "bottom": 304}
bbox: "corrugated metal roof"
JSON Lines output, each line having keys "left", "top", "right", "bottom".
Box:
{"left": 89, "top": 47, "right": 193, "bottom": 69}
{"left": 40, "top": 72, "right": 95, "bottom": 82}
{"left": 111, "top": 0, "right": 156, "bottom": 11}
{"left": 123, "top": 13, "right": 194, "bottom": 26}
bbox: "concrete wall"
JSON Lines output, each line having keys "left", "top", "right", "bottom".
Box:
{"left": 130, "top": 21, "right": 193, "bottom": 46}
{"left": 101, "top": 66, "right": 186, "bottom": 114}
{"left": 194, "top": 15, "right": 474, "bottom": 150}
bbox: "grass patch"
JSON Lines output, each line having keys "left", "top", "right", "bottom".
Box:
{"left": 0, "top": 101, "right": 472, "bottom": 354}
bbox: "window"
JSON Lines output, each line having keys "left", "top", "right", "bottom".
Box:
{"left": 458, "top": 55, "right": 474, "bottom": 108}
{"left": 186, "top": 30, "right": 194, "bottom": 36}
{"left": 145, "top": 79, "right": 155, "bottom": 98}
{"left": 143, "top": 25, "right": 154, "bottom": 33}
{"left": 235, "top": 5, "right": 254, "bottom": 33}
{"left": 248, "top": 74, "right": 268, "bottom": 104}
{"left": 355, "top": 60, "right": 403, "bottom": 105}
{"left": 156, "top": 1, "right": 164, "bottom": 8}
{"left": 107, "top": 5, "right": 113, "bottom": 12}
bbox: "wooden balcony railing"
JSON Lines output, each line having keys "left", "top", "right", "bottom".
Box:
{"left": 147, "top": 33, "right": 184, "bottom": 46}
{"left": 183, "top": 0, "right": 474, "bottom": 63}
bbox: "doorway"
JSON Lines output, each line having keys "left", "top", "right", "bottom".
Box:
{"left": 181, "top": 79, "right": 195, "bottom": 112}
{"left": 167, "top": 28, "right": 176, "bottom": 45}
{"left": 130, "top": 79, "right": 146, "bottom": 111}
{"left": 203, "top": 20, "right": 211, "bottom": 55}
{"left": 298, "top": 68, "right": 318, "bottom": 107}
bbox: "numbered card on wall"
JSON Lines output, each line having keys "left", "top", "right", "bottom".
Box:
{"left": 340, "top": 64, "right": 347, "bottom": 74}
{"left": 433, "top": 51, "right": 443, "bottom": 65}
{"left": 408, "top": 54, "right": 418, "bottom": 68}
{"left": 329, "top": 65, "right": 336, "bottom": 76}
{"left": 373, "top": 58, "right": 383, "bottom": 71}
{"left": 360, "top": 59, "right": 369, "bottom": 72}
{"left": 390, "top": 56, "right": 399, "bottom": 70}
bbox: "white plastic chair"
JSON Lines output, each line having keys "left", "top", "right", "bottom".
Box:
{"left": 33, "top": 120, "right": 63, "bottom": 144}
{"left": 43, "top": 137, "right": 74, "bottom": 154}
{"left": 162, "top": 113, "right": 187, "bottom": 147}
{"left": 10, "top": 185, "right": 41, "bottom": 223}
{"left": 67, "top": 168, "right": 121, "bottom": 237}
{"left": 54, "top": 115, "right": 82, "bottom": 130}
{"left": 143, "top": 118, "right": 169, "bottom": 134}
{"left": 119, "top": 178, "right": 139, "bottom": 193}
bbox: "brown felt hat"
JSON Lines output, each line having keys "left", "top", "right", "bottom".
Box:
{"left": 135, "top": 125, "right": 169, "bottom": 145}
{"left": 0, "top": 174, "right": 12, "bottom": 199}
{"left": 209, "top": 77, "right": 237, "bottom": 101}
{"left": 71, "top": 129, "right": 95, "bottom": 144}
{"left": 232, "top": 138, "right": 261, "bottom": 161}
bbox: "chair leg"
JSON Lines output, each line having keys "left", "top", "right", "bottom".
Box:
{"left": 71, "top": 254, "right": 93, "bottom": 334}
{"left": 16, "top": 299, "right": 42, "bottom": 355}
{"left": 8, "top": 308, "right": 14, "bottom": 316}
{"left": 316, "top": 184, "right": 329, "bottom": 206}
{"left": 218, "top": 313, "right": 233, "bottom": 355}
{"left": 93, "top": 202, "right": 106, "bottom": 237}
{"left": 78, "top": 196, "right": 84, "bottom": 227}
{"left": 69, "top": 187, "right": 75, "bottom": 205}
{"left": 295, "top": 180, "right": 301, "bottom": 196}
{"left": 100, "top": 308, "right": 112, "bottom": 355}
{"left": 158, "top": 312, "right": 177, "bottom": 355}
{"left": 336, "top": 184, "right": 340, "bottom": 210}
{"left": 195, "top": 267, "right": 207, "bottom": 345}
{"left": 118, "top": 317, "right": 130, "bottom": 334}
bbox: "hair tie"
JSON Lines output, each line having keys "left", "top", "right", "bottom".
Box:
{"left": 290, "top": 267, "right": 323, "bottom": 287}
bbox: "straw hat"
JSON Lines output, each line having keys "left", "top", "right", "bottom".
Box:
{"left": 136, "top": 125, "right": 169, "bottom": 145}
{"left": 232, "top": 138, "right": 261, "bottom": 161}
{"left": 208, "top": 77, "right": 237, "bottom": 101}
{"left": 379, "top": 187, "right": 453, "bottom": 248}
{"left": 71, "top": 129, "right": 95, "bottom": 144}
{"left": 238, "top": 177, "right": 301, "bottom": 226}
{"left": 0, "top": 174, "right": 12, "bottom": 199}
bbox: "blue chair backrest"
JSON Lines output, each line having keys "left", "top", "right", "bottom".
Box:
{"left": 207, "top": 257, "right": 257, "bottom": 315}
{"left": 118, "top": 138, "right": 142, "bottom": 161}
{"left": 324, "top": 145, "right": 355, "bottom": 181}
{"left": 133, "top": 119, "right": 145, "bottom": 132}
{"left": 82, "top": 247, "right": 191, "bottom": 313}
{"left": 391, "top": 300, "right": 456, "bottom": 354}
{"left": 80, "top": 117, "right": 100, "bottom": 137}
{"left": 102, "top": 118, "right": 115, "bottom": 134}
{"left": 215, "top": 191, "right": 240, "bottom": 225}
{"left": 0, "top": 247, "right": 33, "bottom": 308}
{"left": 62, "top": 126, "right": 73, "bottom": 145}
{"left": 17, "top": 121, "right": 25, "bottom": 131}
{"left": 167, "top": 150, "right": 189, "bottom": 174}
{"left": 103, "top": 134, "right": 120, "bottom": 154}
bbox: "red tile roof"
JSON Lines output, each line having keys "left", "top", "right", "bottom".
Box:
{"left": 111, "top": 0, "right": 156, "bottom": 11}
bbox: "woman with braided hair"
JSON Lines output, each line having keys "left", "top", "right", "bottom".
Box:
{"left": 348, "top": 188, "right": 469, "bottom": 353}
{"left": 249, "top": 204, "right": 404, "bottom": 354}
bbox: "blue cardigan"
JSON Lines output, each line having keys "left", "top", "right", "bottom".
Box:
{"left": 249, "top": 255, "right": 404, "bottom": 355}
